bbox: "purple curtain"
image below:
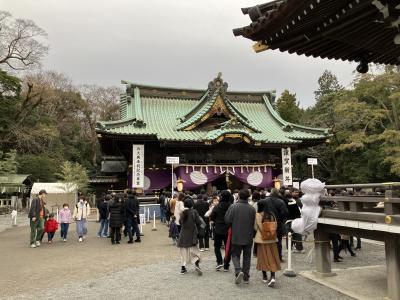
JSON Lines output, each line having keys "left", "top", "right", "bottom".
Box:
{"left": 128, "top": 170, "right": 171, "bottom": 191}
{"left": 230, "top": 166, "right": 273, "bottom": 188}
{"left": 175, "top": 166, "right": 225, "bottom": 190}
{"left": 127, "top": 166, "right": 273, "bottom": 191}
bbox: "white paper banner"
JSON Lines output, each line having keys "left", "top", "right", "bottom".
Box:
{"left": 132, "top": 144, "right": 144, "bottom": 188}
{"left": 281, "top": 147, "right": 292, "bottom": 186}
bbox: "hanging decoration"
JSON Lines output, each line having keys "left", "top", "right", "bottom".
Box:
{"left": 174, "top": 164, "right": 274, "bottom": 190}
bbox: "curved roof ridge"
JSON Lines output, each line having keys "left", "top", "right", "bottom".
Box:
{"left": 261, "top": 94, "right": 329, "bottom": 134}
{"left": 178, "top": 90, "right": 210, "bottom": 122}
{"left": 122, "top": 80, "right": 275, "bottom": 96}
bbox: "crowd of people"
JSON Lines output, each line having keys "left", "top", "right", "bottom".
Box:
{"left": 158, "top": 187, "right": 308, "bottom": 286}
{"left": 29, "top": 190, "right": 92, "bottom": 247}
{"left": 28, "top": 189, "right": 143, "bottom": 247}
{"left": 159, "top": 186, "right": 361, "bottom": 286}
{"left": 28, "top": 186, "right": 360, "bottom": 286}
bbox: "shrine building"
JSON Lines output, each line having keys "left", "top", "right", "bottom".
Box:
{"left": 94, "top": 74, "right": 329, "bottom": 195}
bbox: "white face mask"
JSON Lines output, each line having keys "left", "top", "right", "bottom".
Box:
{"left": 79, "top": 199, "right": 84, "bottom": 203}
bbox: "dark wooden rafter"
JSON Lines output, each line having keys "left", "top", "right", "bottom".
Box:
{"left": 233, "top": 0, "right": 400, "bottom": 65}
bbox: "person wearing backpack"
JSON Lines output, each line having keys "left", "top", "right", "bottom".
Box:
{"left": 72, "top": 196, "right": 91, "bottom": 242}
{"left": 254, "top": 201, "right": 281, "bottom": 287}
{"left": 177, "top": 197, "right": 203, "bottom": 276}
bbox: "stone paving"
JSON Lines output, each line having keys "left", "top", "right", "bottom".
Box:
{"left": 0, "top": 211, "right": 28, "bottom": 233}
{"left": 0, "top": 220, "right": 386, "bottom": 300}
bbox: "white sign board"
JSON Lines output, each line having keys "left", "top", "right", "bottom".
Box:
{"left": 281, "top": 147, "right": 292, "bottom": 186}
{"left": 166, "top": 156, "right": 179, "bottom": 164}
{"left": 132, "top": 144, "right": 144, "bottom": 188}
{"left": 293, "top": 181, "right": 300, "bottom": 190}
{"left": 307, "top": 158, "right": 318, "bottom": 165}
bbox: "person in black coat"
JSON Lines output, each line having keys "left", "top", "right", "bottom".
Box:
{"left": 283, "top": 190, "right": 304, "bottom": 252}
{"left": 194, "top": 194, "right": 210, "bottom": 250}
{"left": 125, "top": 190, "right": 141, "bottom": 243}
{"left": 97, "top": 195, "right": 110, "bottom": 238}
{"left": 158, "top": 191, "right": 167, "bottom": 224}
{"left": 108, "top": 193, "right": 125, "bottom": 244}
{"left": 209, "top": 190, "right": 232, "bottom": 271}
{"left": 177, "top": 198, "right": 203, "bottom": 275}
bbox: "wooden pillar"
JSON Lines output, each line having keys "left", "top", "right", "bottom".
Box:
{"left": 313, "top": 226, "right": 336, "bottom": 277}
{"left": 206, "top": 182, "right": 212, "bottom": 196}
{"left": 385, "top": 234, "right": 400, "bottom": 300}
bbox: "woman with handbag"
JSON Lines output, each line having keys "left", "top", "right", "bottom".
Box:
{"left": 177, "top": 197, "right": 204, "bottom": 275}
{"left": 254, "top": 201, "right": 281, "bottom": 287}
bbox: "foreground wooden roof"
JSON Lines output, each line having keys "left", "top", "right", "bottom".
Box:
{"left": 233, "top": 0, "right": 400, "bottom": 66}
{"left": 96, "top": 74, "right": 329, "bottom": 147}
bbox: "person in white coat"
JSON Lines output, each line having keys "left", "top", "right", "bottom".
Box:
{"left": 72, "top": 196, "right": 91, "bottom": 242}
{"left": 174, "top": 193, "right": 185, "bottom": 232}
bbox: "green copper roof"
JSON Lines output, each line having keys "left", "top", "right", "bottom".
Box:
{"left": 176, "top": 75, "right": 259, "bottom": 133}
{"left": 97, "top": 75, "right": 329, "bottom": 146}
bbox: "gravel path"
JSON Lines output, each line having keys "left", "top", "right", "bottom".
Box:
{"left": 9, "top": 256, "right": 353, "bottom": 300}
{"left": 0, "top": 221, "right": 385, "bottom": 300}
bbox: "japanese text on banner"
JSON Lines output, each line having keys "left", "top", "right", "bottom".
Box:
{"left": 281, "top": 147, "right": 292, "bottom": 186}
{"left": 132, "top": 144, "right": 144, "bottom": 188}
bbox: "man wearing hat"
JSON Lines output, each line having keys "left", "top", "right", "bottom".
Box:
{"left": 28, "top": 189, "right": 47, "bottom": 248}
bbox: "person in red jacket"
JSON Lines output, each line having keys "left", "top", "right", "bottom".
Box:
{"left": 44, "top": 213, "right": 58, "bottom": 244}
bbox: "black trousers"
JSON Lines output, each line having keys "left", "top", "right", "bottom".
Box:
{"left": 133, "top": 218, "right": 141, "bottom": 239}
{"left": 126, "top": 218, "right": 133, "bottom": 241}
{"left": 277, "top": 230, "right": 283, "bottom": 260}
{"left": 199, "top": 223, "right": 210, "bottom": 249}
{"left": 214, "top": 233, "right": 229, "bottom": 266}
{"left": 339, "top": 240, "right": 355, "bottom": 256}
{"left": 285, "top": 232, "right": 304, "bottom": 251}
{"left": 330, "top": 233, "right": 341, "bottom": 259}
{"left": 126, "top": 217, "right": 141, "bottom": 241}
{"left": 110, "top": 226, "right": 121, "bottom": 243}
{"left": 350, "top": 236, "right": 361, "bottom": 248}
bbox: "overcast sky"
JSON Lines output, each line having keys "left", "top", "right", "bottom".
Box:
{"left": 1, "top": 0, "right": 357, "bottom": 107}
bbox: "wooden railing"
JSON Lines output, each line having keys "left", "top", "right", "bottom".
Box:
{"left": 320, "top": 182, "right": 400, "bottom": 226}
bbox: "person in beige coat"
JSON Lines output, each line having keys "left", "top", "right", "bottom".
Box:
{"left": 254, "top": 201, "right": 281, "bottom": 287}
{"left": 72, "top": 196, "right": 91, "bottom": 242}
{"left": 174, "top": 193, "right": 185, "bottom": 232}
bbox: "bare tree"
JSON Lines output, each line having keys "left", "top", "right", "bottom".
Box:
{"left": 0, "top": 11, "right": 48, "bottom": 70}
{"left": 79, "top": 84, "right": 121, "bottom": 166}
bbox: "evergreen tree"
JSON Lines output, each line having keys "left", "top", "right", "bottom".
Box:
{"left": 275, "top": 90, "right": 303, "bottom": 123}
{"left": 0, "top": 150, "right": 18, "bottom": 175}
{"left": 57, "top": 161, "right": 89, "bottom": 193}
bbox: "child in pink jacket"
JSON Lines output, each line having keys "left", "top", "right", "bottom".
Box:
{"left": 59, "top": 204, "right": 72, "bottom": 242}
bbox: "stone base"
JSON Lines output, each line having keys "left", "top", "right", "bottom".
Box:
{"left": 283, "top": 269, "right": 296, "bottom": 277}
{"left": 312, "top": 271, "right": 337, "bottom": 278}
